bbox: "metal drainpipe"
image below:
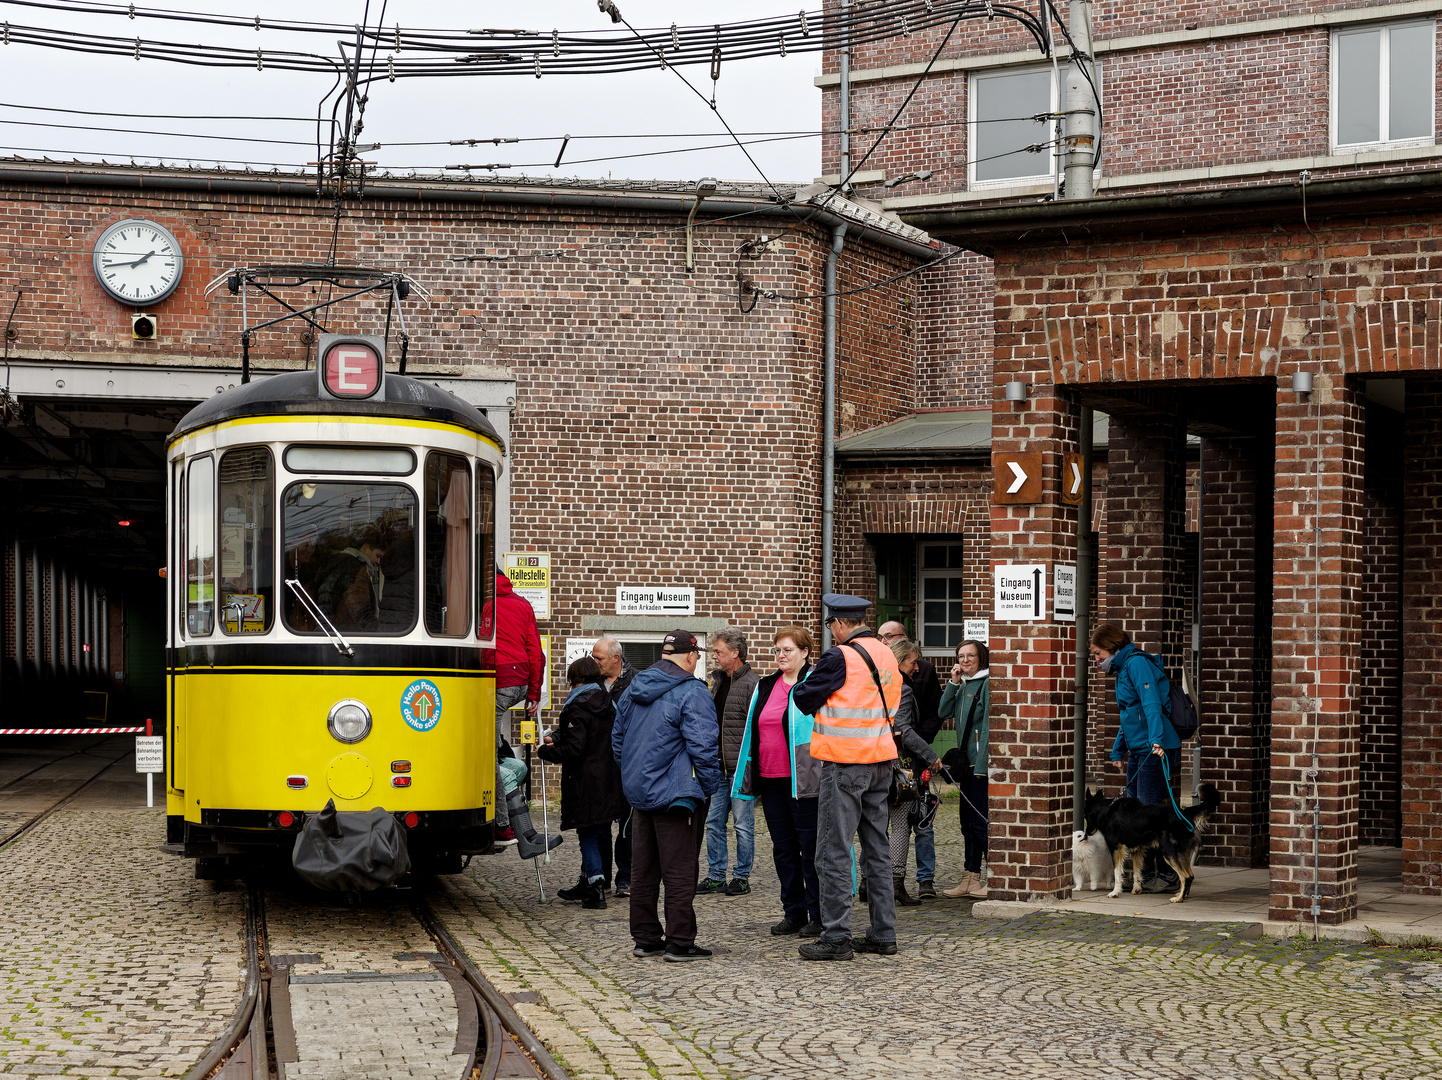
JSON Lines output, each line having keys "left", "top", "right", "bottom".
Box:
{"left": 1072, "top": 405, "right": 1093, "bottom": 830}
{"left": 821, "top": 222, "right": 848, "bottom": 650}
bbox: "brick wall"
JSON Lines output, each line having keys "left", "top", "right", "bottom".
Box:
{"left": 915, "top": 253, "right": 994, "bottom": 410}
{"left": 1358, "top": 482, "right": 1402, "bottom": 847}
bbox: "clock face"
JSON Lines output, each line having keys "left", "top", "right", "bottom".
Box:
{"left": 93, "top": 219, "right": 184, "bottom": 306}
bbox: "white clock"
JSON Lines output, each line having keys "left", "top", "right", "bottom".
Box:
{"left": 93, "top": 218, "right": 184, "bottom": 306}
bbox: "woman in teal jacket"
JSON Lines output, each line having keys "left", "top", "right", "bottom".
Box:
{"left": 937, "top": 638, "right": 990, "bottom": 899}
{"left": 1089, "top": 622, "right": 1181, "bottom": 892}
{"left": 732, "top": 625, "right": 821, "bottom": 937}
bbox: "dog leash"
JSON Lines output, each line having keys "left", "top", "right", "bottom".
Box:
{"left": 1123, "top": 751, "right": 1194, "bottom": 833}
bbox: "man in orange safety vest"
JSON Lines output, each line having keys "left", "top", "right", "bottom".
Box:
{"left": 790, "top": 593, "right": 903, "bottom": 961}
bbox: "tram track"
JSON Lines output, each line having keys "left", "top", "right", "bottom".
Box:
{"left": 188, "top": 880, "right": 567, "bottom": 1080}
{"left": 0, "top": 736, "right": 135, "bottom": 851}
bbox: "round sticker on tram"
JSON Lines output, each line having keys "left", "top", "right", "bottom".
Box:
{"left": 400, "top": 679, "right": 442, "bottom": 732}
{"left": 320, "top": 336, "right": 383, "bottom": 400}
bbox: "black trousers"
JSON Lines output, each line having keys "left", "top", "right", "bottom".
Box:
{"left": 758, "top": 777, "right": 819, "bottom": 924}
{"left": 629, "top": 802, "right": 706, "bottom": 948}
{"left": 959, "top": 772, "right": 989, "bottom": 874}
{"left": 598, "top": 813, "right": 633, "bottom": 888}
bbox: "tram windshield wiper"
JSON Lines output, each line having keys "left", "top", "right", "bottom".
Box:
{"left": 284, "top": 579, "right": 355, "bottom": 657}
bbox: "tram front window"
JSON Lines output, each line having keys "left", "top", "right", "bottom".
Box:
{"left": 282, "top": 481, "right": 417, "bottom": 635}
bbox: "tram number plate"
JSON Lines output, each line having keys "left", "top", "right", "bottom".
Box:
{"left": 135, "top": 736, "right": 164, "bottom": 773}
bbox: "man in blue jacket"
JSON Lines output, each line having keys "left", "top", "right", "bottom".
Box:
{"left": 612, "top": 629, "right": 722, "bottom": 962}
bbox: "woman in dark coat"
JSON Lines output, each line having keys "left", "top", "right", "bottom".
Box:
{"left": 538, "top": 656, "right": 628, "bottom": 910}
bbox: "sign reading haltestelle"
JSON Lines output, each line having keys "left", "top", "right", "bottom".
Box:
{"left": 616, "top": 587, "right": 696, "bottom": 616}
{"left": 504, "top": 552, "right": 551, "bottom": 620}
{"left": 994, "top": 564, "right": 1047, "bottom": 621}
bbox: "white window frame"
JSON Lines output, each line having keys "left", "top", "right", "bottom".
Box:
{"left": 916, "top": 541, "right": 966, "bottom": 660}
{"left": 576, "top": 632, "right": 711, "bottom": 685}
{"left": 967, "top": 61, "right": 1102, "bottom": 191}
{"left": 1331, "top": 19, "right": 1436, "bottom": 154}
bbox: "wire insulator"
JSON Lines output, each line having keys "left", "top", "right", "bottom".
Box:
{"left": 799, "top": 9, "right": 809, "bottom": 35}
{"left": 127, "top": 2, "right": 134, "bottom": 18}
{"left": 710, "top": 45, "right": 720, "bottom": 81}
{"left": 534, "top": 53, "right": 541, "bottom": 78}
{"left": 901, "top": 14, "right": 910, "bottom": 36}
{"left": 254, "top": 15, "right": 260, "bottom": 31}
{"left": 779, "top": 33, "right": 786, "bottom": 57}
{"left": 395, "top": 24, "right": 401, "bottom": 52}
{"left": 671, "top": 22, "right": 679, "bottom": 50}
{"left": 552, "top": 29, "right": 559, "bottom": 56}
{"left": 388, "top": 55, "right": 394, "bottom": 81}
{"left": 133, "top": 36, "right": 139, "bottom": 60}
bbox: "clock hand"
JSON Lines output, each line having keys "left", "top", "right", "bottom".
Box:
{"left": 105, "top": 250, "right": 156, "bottom": 270}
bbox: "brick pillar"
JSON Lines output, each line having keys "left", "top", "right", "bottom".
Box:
{"left": 1270, "top": 376, "right": 1363, "bottom": 924}
{"left": 1401, "top": 380, "right": 1442, "bottom": 893}
{"left": 1103, "top": 413, "right": 1188, "bottom": 672}
{"left": 987, "top": 387, "right": 1081, "bottom": 900}
{"left": 1200, "top": 435, "right": 1270, "bottom": 866}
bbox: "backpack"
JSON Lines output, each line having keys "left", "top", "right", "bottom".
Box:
{"left": 1145, "top": 652, "right": 1199, "bottom": 740}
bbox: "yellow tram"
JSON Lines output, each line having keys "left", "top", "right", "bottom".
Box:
{"left": 164, "top": 336, "right": 502, "bottom": 879}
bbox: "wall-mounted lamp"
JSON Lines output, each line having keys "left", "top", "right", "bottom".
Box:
{"left": 685, "top": 176, "right": 719, "bottom": 273}
{"left": 1004, "top": 380, "right": 1028, "bottom": 404}
{"left": 1291, "top": 371, "right": 1314, "bottom": 394}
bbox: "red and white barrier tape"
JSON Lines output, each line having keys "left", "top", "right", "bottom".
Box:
{"left": 0, "top": 727, "right": 146, "bottom": 735}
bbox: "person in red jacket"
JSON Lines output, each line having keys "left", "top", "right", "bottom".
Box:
{"left": 483, "top": 572, "right": 547, "bottom": 843}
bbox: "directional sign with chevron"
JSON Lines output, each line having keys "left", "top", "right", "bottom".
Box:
{"left": 992, "top": 451, "right": 1044, "bottom": 504}
{"left": 1061, "top": 453, "right": 1085, "bottom": 506}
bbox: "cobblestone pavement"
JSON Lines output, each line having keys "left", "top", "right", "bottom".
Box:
{"left": 444, "top": 794, "right": 1442, "bottom": 1080}
{"left": 0, "top": 750, "right": 244, "bottom": 1078}
{"left": 264, "top": 885, "right": 469, "bottom": 1080}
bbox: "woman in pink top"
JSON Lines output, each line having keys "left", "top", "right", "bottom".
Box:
{"left": 730, "top": 626, "right": 821, "bottom": 937}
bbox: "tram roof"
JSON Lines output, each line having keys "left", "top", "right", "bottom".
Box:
{"left": 168, "top": 370, "right": 504, "bottom": 449}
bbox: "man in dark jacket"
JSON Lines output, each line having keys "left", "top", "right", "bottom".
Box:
{"left": 700, "top": 628, "right": 760, "bottom": 896}
{"left": 481, "top": 572, "right": 546, "bottom": 842}
{"left": 591, "top": 636, "right": 636, "bottom": 896}
{"left": 879, "top": 620, "right": 942, "bottom": 898}
{"left": 613, "top": 629, "right": 721, "bottom": 962}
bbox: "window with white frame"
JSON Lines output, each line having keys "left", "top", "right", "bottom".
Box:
{"left": 1333, "top": 21, "right": 1435, "bottom": 151}
{"left": 970, "top": 65, "right": 1058, "bottom": 186}
{"left": 917, "top": 541, "right": 966, "bottom": 652}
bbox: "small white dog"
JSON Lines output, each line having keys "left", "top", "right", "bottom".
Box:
{"left": 1072, "top": 829, "right": 1112, "bottom": 892}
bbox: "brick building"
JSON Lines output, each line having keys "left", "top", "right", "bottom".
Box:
{"left": 814, "top": 0, "right": 1442, "bottom": 921}
{"left": 0, "top": 164, "right": 946, "bottom": 740}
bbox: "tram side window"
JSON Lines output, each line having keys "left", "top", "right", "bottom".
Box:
{"left": 186, "top": 455, "right": 215, "bottom": 636}
{"left": 477, "top": 464, "right": 496, "bottom": 641}
{"left": 424, "top": 453, "right": 471, "bottom": 637}
{"left": 218, "top": 447, "right": 275, "bottom": 635}
{"left": 282, "top": 481, "right": 417, "bottom": 636}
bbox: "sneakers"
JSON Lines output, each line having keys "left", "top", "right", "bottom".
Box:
{"left": 852, "top": 936, "right": 899, "bottom": 956}
{"left": 697, "top": 878, "right": 727, "bottom": 895}
{"left": 494, "top": 826, "right": 518, "bottom": 847}
{"left": 799, "top": 939, "right": 853, "bottom": 961}
{"left": 770, "top": 917, "right": 802, "bottom": 936}
{"left": 1141, "top": 874, "right": 1181, "bottom": 894}
{"left": 632, "top": 942, "right": 665, "bottom": 958}
{"left": 724, "top": 878, "right": 751, "bottom": 896}
{"left": 663, "top": 943, "right": 712, "bottom": 962}
{"left": 612, "top": 883, "right": 630, "bottom": 898}
{"left": 917, "top": 880, "right": 937, "bottom": 900}
{"left": 798, "top": 920, "right": 823, "bottom": 938}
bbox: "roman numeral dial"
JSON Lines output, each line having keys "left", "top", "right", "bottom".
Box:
{"left": 92, "top": 218, "right": 185, "bottom": 307}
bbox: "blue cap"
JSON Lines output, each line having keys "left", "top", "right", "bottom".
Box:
{"left": 822, "top": 593, "right": 872, "bottom": 620}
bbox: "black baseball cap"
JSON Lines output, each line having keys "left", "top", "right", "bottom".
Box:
{"left": 662, "top": 629, "right": 700, "bottom": 654}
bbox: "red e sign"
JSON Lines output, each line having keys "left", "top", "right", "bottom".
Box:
{"left": 322, "top": 342, "right": 382, "bottom": 399}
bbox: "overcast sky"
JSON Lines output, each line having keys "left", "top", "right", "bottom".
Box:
{"left": 0, "top": 1, "right": 824, "bottom": 185}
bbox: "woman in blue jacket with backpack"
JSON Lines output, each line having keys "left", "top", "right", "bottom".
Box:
{"left": 1089, "top": 622, "right": 1182, "bottom": 893}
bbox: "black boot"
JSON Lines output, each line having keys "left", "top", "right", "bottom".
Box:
{"left": 581, "top": 881, "right": 607, "bottom": 910}
{"left": 557, "top": 873, "right": 589, "bottom": 903}
{"left": 507, "top": 791, "right": 563, "bottom": 859}
{"left": 894, "top": 875, "right": 921, "bottom": 907}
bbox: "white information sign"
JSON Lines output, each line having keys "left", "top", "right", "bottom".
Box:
{"left": 963, "top": 619, "right": 989, "bottom": 643}
{"left": 504, "top": 552, "right": 551, "bottom": 620}
{"left": 1054, "top": 564, "right": 1077, "bottom": 623}
{"left": 134, "top": 736, "right": 164, "bottom": 773}
{"left": 994, "top": 564, "right": 1047, "bottom": 621}
{"left": 616, "top": 586, "right": 696, "bottom": 616}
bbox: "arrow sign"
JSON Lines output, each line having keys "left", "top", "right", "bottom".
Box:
{"left": 1061, "top": 453, "right": 1084, "bottom": 506}
{"left": 1032, "top": 568, "right": 1042, "bottom": 617}
{"left": 1007, "top": 460, "right": 1028, "bottom": 494}
{"left": 993, "top": 451, "right": 1044, "bottom": 504}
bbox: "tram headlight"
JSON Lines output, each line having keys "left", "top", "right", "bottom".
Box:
{"left": 327, "top": 699, "right": 372, "bottom": 744}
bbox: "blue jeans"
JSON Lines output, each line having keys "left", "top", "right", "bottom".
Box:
{"left": 913, "top": 822, "right": 935, "bottom": 884}
{"left": 1125, "top": 747, "right": 1180, "bottom": 880}
{"left": 704, "top": 773, "right": 754, "bottom": 881}
{"left": 577, "top": 823, "right": 608, "bottom": 884}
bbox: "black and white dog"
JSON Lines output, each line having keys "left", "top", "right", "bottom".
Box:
{"left": 1084, "top": 783, "right": 1222, "bottom": 904}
